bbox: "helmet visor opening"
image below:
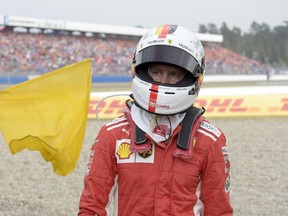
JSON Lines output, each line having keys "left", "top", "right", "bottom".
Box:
{"left": 134, "top": 45, "right": 200, "bottom": 77}
{"left": 135, "top": 63, "right": 197, "bottom": 87}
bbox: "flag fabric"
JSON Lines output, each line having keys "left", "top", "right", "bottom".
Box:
{"left": 0, "top": 59, "right": 92, "bottom": 176}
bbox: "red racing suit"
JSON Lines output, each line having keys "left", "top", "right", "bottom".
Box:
{"left": 78, "top": 113, "right": 233, "bottom": 215}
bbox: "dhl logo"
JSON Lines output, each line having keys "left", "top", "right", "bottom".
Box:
{"left": 88, "top": 95, "right": 288, "bottom": 119}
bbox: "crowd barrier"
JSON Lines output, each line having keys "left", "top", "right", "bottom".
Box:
{"left": 0, "top": 75, "right": 132, "bottom": 84}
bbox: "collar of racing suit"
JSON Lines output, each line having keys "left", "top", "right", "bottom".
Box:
{"left": 124, "top": 103, "right": 205, "bottom": 160}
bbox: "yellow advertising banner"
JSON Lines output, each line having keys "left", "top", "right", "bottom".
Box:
{"left": 88, "top": 94, "right": 288, "bottom": 119}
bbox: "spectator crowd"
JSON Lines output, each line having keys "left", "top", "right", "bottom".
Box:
{"left": 0, "top": 29, "right": 268, "bottom": 77}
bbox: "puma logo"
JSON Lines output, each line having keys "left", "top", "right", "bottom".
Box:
{"left": 122, "top": 128, "right": 129, "bottom": 135}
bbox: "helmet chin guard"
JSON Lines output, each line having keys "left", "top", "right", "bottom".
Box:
{"left": 131, "top": 24, "right": 205, "bottom": 115}
{"left": 132, "top": 76, "right": 200, "bottom": 115}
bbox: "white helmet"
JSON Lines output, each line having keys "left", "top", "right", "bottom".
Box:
{"left": 131, "top": 24, "right": 206, "bottom": 115}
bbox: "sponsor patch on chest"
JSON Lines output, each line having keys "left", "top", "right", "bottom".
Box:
{"left": 200, "top": 122, "right": 221, "bottom": 137}
{"left": 115, "top": 139, "right": 155, "bottom": 164}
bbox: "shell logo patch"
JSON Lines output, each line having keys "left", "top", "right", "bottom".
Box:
{"left": 115, "top": 139, "right": 155, "bottom": 164}
{"left": 116, "top": 143, "right": 132, "bottom": 159}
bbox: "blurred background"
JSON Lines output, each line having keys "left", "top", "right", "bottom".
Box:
{"left": 1, "top": 0, "right": 288, "bottom": 85}
{"left": 1, "top": 16, "right": 288, "bottom": 83}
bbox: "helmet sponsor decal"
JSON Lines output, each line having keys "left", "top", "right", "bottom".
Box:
{"left": 178, "top": 43, "right": 194, "bottom": 54}
{"left": 147, "top": 39, "right": 165, "bottom": 45}
{"left": 155, "top": 24, "right": 178, "bottom": 38}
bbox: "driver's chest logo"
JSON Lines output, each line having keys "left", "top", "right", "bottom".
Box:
{"left": 116, "top": 143, "right": 132, "bottom": 159}
{"left": 138, "top": 148, "right": 153, "bottom": 158}
{"left": 116, "top": 139, "right": 155, "bottom": 164}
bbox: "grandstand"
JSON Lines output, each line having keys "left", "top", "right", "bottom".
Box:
{"left": 0, "top": 15, "right": 271, "bottom": 84}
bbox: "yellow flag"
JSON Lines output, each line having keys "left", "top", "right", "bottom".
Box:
{"left": 0, "top": 59, "right": 92, "bottom": 176}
